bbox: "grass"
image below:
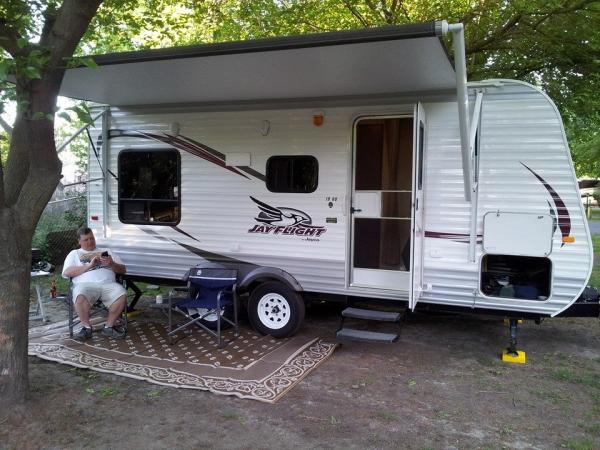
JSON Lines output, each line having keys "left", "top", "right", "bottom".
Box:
{"left": 549, "top": 356, "right": 600, "bottom": 390}
{"left": 99, "top": 388, "right": 119, "bottom": 397}
{"left": 578, "top": 422, "right": 600, "bottom": 437}
{"left": 563, "top": 439, "right": 596, "bottom": 450}
{"left": 375, "top": 411, "right": 400, "bottom": 422}
{"left": 589, "top": 208, "right": 600, "bottom": 221}
{"left": 435, "top": 410, "right": 450, "bottom": 419}
{"left": 551, "top": 367, "right": 577, "bottom": 382}
{"left": 222, "top": 411, "right": 245, "bottom": 424}
{"left": 146, "top": 390, "right": 161, "bottom": 399}
{"left": 531, "top": 388, "right": 571, "bottom": 407}
{"left": 590, "top": 235, "right": 600, "bottom": 289}
{"left": 350, "top": 376, "right": 376, "bottom": 388}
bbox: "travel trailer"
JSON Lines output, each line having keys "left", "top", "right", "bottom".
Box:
{"left": 57, "top": 21, "right": 596, "bottom": 341}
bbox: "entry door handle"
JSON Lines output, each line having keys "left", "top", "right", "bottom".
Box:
{"left": 350, "top": 207, "right": 362, "bottom": 214}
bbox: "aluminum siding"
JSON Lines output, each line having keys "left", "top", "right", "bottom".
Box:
{"left": 88, "top": 104, "right": 412, "bottom": 298}
{"left": 87, "top": 81, "right": 591, "bottom": 314}
{"left": 420, "top": 81, "right": 592, "bottom": 315}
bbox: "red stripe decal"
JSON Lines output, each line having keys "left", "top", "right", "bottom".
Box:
{"left": 521, "top": 162, "right": 571, "bottom": 246}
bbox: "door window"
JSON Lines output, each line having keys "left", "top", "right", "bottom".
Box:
{"left": 352, "top": 117, "right": 413, "bottom": 273}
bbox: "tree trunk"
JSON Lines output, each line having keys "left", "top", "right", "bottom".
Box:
{"left": 0, "top": 111, "right": 62, "bottom": 406}
{"left": 0, "top": 209, "right": 34, "bottom": 405}
{"left": 0, "top": 0, "right": 103, "bottom": 408}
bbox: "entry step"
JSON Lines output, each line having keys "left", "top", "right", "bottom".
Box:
{"left": 341, "top": 307, "right": 402, "bottom": 322}
{"left": 336, "top": 327, "right": 398, "bottom": 343}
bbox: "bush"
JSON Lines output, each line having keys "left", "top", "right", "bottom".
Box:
{"left": 33, "top": 196, "right": 87, "bottom": 263}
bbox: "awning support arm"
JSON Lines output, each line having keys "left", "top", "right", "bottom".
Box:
{"left": 468, "top": 91, "right": 484, "bottom": 262}
{"left": 442, "top": 22, "right": 471, "bottom": 202}
{"left": 56, "top": 110, "right": 105, "bottom": 154}
{"left": 101, "top": 106, "right": 110, "bottom": 237}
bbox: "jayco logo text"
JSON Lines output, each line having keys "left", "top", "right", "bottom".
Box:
{"left": 248, "top": 196, "right": 327, "bottom": 240}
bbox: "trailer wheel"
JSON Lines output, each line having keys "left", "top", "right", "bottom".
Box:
{"left": 247, "top": 281, "right": 305, "bottom": 338}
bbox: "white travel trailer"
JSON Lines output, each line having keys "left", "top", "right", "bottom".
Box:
{"left": 58, "top": 21, "right": 596, "bottom": 341}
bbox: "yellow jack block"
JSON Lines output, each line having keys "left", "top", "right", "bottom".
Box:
{"left": 503, "top": 319, "right": 523, "bottom": 325}
{"left": 126, "top": 310, "right": 140, "bottom": 318}
{"left": 502, "top": 349, "right": 526, "bottom": 364}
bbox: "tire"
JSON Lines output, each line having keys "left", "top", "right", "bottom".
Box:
{"left": 247, "top": 281, "right": 305, "bottom": 338}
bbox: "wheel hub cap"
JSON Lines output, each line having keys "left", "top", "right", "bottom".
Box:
{"left": 257, "top": 293, "right": 290, "bottom": 330}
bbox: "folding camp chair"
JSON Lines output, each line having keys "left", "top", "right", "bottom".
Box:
{"left": 67, "top": 276, "right": 128, "bottom": 338}
{"left": 168, "top": 267, "right": 238, "bottom": 348}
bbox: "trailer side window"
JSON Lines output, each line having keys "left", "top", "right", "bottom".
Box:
{"left": 480, "top": 254, "right": 551, "bottom": 300}
{"left": 266, "top": 155, "right": 318, "bottom": 193}
{"left": 118, "top": 149, "right": 180, "bottom": 225}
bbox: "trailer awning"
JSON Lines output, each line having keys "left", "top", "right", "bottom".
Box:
{"left": 59, "top": 22, "right": 455, "bottom": 107}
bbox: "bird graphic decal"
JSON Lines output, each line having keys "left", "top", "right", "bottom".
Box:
{"left": 250, "top": 196, "right": 323, "bottom": 228}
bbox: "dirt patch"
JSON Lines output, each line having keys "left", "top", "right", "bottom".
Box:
{"left": 4, "top": 300, "right": 600, "bottom": 449}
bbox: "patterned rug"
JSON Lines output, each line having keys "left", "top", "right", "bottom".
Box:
{"left": 28, "top": 318, "right": 337, "bottom": 403}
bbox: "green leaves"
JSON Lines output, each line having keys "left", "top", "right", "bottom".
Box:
{"left": 21, "top": 65, "right": 41, "bottom": 79}
{"left": 80, "top": 57, "right": 98, "bottom": 69}
{"left": 67, "top": 56, "right": 98, "bottom": 69}
{"left": 57, "top": 103, "right": 94, "bottom": 125}
{"left": 16, "top": 38, "right": 28, "bottom": 49}
{"left": 0, "top": 59, "right": 11, "bottom": 82}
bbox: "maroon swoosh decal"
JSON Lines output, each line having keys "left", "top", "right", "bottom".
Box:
{"left": 425, "top": 231, "right": 482, "bottom": 244}
{"left": 521, "top": 162, "right": 571, "bottom": 245}
{"left": 108, "top": 130, "right": 249, "bottom": 179}
{"left": 171, "top": 226, "right": 200, "bottom": 242}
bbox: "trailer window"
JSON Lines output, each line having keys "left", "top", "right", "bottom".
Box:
{"left": 118, "top": 149, "right": 180, "bottom": 225}
{"left": 266, "top": 156, "right": 318, "bottom": 193}
{"left": 480, "top": 254, "right": 551, "bottom": 300}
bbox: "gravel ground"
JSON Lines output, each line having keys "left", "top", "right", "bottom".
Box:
{"left": 6, "top": 293, "right": 600, "bottom": 449}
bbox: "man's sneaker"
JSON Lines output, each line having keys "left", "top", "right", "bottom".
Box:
{"left": 101, "top": 325, "right": 126, "bottom": 339}
{"left": 74, "top": 327, "right": 92, "bottom": 341}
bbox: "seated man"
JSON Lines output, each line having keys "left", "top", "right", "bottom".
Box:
{"left": 63, "top": 227, "right": 127, "bottom": 341}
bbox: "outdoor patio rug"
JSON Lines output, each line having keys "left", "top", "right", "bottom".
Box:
{"left": 28, "top": 319, "right": 337, "bottom": 403}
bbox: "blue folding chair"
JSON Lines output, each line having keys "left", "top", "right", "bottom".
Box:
{"left": 168, "top": 267, "right": 238, "bottom": 348}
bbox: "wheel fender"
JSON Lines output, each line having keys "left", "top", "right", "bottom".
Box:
{"left": 238, "top": 267, "right": 303, "bottom": 293}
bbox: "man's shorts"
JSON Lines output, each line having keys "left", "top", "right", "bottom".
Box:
{"left": 72, "top": 282, "right": 126, "bottom": 307}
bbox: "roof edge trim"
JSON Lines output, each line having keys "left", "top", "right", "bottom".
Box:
{"left": 90, "top": 21, "right": 442, "bottom": 66}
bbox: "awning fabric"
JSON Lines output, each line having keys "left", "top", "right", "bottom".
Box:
{"left": 59, "top": 22, "right": 455, "bottom": 106}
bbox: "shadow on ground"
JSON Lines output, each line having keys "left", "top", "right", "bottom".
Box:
{"left": 6, "top": 295, "right": 600, "bottom": 449}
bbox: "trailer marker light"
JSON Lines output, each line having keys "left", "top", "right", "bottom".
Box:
{"left": 562, "top": 236, "right": 575, "bottom": 243}
{"left": 91, "top": 215, "right": 99, "bottom": 221}
{"left": 313, "top": 112, "right": 324, "bottom": 127}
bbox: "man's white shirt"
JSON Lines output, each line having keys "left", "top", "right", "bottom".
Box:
{"left": 62, "top": 248, "right": 123, "bottom": 285}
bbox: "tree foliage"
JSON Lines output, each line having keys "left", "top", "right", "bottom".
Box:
{"left": 3, "top": 1, "right": 597, "bottom": 174}
{"left": 178, "top": 0, "right": 599, "bottom": 177}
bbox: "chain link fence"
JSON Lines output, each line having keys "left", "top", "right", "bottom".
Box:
{"left": 28, "top": 180, "right": 88, "bottom": 321}
{"left": 32, "top": 180, "right": 87, "bottom": 270}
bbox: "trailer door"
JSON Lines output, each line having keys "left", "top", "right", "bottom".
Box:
{"left": 409, "top": 103, "right": 426, "bottom": 309}
{"left": 350, "top": 115, "right": 413, "bottom": 292}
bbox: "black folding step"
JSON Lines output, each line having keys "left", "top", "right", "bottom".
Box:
{"left": 336, "top": 328, "right": 398, "bottom": 343}
{"left": 341, "top": 307, "right": 402, "bottom": 322}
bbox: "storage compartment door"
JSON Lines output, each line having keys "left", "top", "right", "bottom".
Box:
{"left": 483, "top": 212, "right": 554, "bottom": 257}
